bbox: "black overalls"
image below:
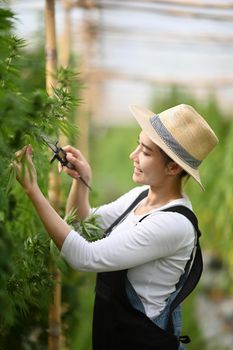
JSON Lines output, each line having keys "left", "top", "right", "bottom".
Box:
{"left": 92, "top": 189, "right": 202, "bottom": 350}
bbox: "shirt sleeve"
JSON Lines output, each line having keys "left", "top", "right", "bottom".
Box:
{"left": 60, "top": 211, "right": 195, "bottom": 272}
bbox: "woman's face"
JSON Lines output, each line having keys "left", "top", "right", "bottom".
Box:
{"left": 129, "top": 131, "right": 168, "bottom": 187}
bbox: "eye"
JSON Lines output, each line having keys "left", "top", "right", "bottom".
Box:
{"left": 137, "top": 139, "right": 151, "bottom": 156}
{"left": 142, "top": 150, "right": 150, "bottom": 156}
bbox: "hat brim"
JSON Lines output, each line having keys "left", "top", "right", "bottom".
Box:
{"left": 129, "top": 104, "right": 204, "bottom": 190}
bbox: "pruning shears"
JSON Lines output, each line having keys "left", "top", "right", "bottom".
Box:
{"left": 41, "top": 136, "right": 92, "bottom": 191}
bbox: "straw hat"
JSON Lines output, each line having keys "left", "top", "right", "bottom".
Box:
{"left": 129, "top": 104, "right": 219, "bottom": 190}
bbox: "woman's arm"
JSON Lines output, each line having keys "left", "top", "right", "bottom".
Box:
{"left": 59, "top": 145, "right": 92, "bottom": 220}
{"left": 27, "top": 185, "right": 71, "bottom": 249}
{"left": 13, "top": 145, "right": 71, "bottom": 249}
{"left": 65, "top": 178, "right": 90, "bottom": 220}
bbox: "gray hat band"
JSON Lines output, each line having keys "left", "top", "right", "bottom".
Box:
{"left": 150, "top": 115, "right": 202, "bottom": 169}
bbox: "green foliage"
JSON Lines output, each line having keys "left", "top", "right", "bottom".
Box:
{"left": 0, "top": 5, "right": 81, "bottom": 349}
{"left": 66, "top": 208, "right": 104, "bottom": 242}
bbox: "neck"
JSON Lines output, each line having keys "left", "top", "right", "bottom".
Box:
{"left": 146, "top": 181, "right": 183, "bottom": 208}
{"left": 134, "top": 180, "right": 183, "bottom": 215}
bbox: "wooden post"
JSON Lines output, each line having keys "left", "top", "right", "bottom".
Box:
{"left": 45, "top": 1, "right": 62, "bottom": 349}
{"left": 74, "top": 6, "right": 97, "bottom": 159}
{"left": 45, "top": 0, "right": 57, "bottom": 95}
{"left": 60, "top": 0, "right": 72, "bottom": 68}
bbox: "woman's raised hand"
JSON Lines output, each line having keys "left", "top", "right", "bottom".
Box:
{"left": 13, "top": 144, "right": 38, "bottom": 193}
{"left": 58, "top": 145, "right": 92, "bottom": 186}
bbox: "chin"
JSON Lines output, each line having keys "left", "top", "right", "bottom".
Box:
{"left": 132, "top": 174, "right": 147, "bottom": 185}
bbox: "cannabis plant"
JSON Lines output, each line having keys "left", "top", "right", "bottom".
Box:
{"left": 0, "top": 6, "right": 81, "bottom": 349}
{"left": 65, "top": 208, "right": 104, "bottom": 242}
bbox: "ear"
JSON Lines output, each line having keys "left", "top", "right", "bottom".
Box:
{"left": 167, "top": 162, "right": 183, "bottom": 176}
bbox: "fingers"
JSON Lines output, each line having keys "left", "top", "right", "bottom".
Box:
{"left": 57, "top": 150, "right": 79, "bottom": 174}
{"left": 15, "top": 145, "right": 27, "bottom": 160}
{"left": 25, "top": 145, "right": 34, "bottom": 165}
{"left": 26, "top": 144, "right": 33, "bottom": 156}
{"left": 64, "top": 168, "right": 81, "bottom": 180}
{"left": 58, "top": 162, "right": 63, "bottom": 174}
{"left": 14, "top": 145, "right": 34, "bottom": 180}
{"left": 62, "top": 145, "right": 78, "bottom": 153}
{"left": 66, "top": 153, "right": 79, "bottom": 165}
{"left": 12, "top": 156, "right": 25, "bottom": 182}
{"left": 15, "top": 145, "right": 33, "bottom": 161}
{"left": 62, "top": 145, "right": 85, "bottom": 160}
{"left": 59, "top": 160, "right": 81, "bottom": 179}
{"left": 66, "top": 153, "right": 85, "bottom": 174}
{"left": 57, "top": 145, "right": 91, "bottom": 181}
{"left": 12, "top": 145, "right": 37, "bottom": 190}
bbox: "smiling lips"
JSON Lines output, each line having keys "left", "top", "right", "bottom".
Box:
{"left": 134, "top": 166, "right": 143, "bottom": 174}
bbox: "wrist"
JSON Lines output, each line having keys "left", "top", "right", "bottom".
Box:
{"left": 74, "top": 175, "right": 92, "bottom": 188}
{"left": 25, "top": 183, "right": 40, "bottom": 198}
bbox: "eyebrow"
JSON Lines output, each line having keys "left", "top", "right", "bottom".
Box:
{"left": 137, "top": 137, "right": 154, "bottom": 152}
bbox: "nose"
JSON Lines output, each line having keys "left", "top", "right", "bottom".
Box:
{"left": 129, "top": 145, "right": 139, "bottom": 161}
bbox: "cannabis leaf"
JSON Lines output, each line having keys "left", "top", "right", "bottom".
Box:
{"left": 65, "top": 208, "right": 104, "bottom": 242}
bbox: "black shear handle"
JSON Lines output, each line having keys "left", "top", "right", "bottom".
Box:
{"left": 51, "top": 148, "right": 75, "bottom": 170}
{"left": 49, "top": 143, "right": 92, "bottom": 191}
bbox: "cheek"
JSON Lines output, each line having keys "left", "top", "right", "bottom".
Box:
{"left": 139, "top": 155, "right": 156, "bottom": 171}
{"left": 140, "top": 156, "right": 165, "bottom": 176}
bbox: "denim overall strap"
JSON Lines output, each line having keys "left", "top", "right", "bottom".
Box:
{"left": 104, "top": 189, "right": 149, "bottom": 237}
{"left": 162, "top": 206, "right": 202, "bottom": 334}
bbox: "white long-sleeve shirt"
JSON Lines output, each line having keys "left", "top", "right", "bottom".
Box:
{"left": 61, "top": 185, "right": 195, "bottom": 318}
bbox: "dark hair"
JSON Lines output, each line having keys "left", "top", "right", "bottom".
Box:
{"left": 159, "top": 148, "right": 189, "bottom": 179}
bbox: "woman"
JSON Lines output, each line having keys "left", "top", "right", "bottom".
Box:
{"left": 14, "top": 104, "right": 218, "bottom": 350}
